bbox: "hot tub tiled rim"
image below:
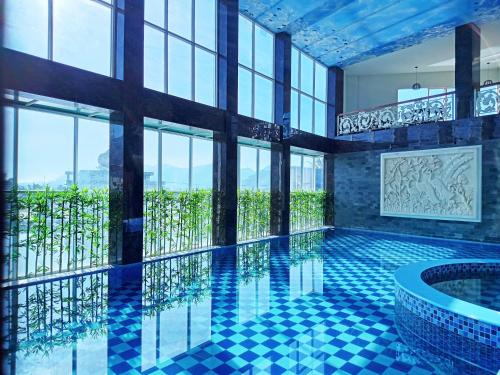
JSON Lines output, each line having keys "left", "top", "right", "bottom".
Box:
{"left": 394, "top": 259, "right": 500, "bottom": 348}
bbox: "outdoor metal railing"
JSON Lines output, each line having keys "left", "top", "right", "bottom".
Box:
{"left": 337, "top": 91, "right": 456, "bottom": 135}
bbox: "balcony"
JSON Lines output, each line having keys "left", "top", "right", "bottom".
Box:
{"left": 337, "top": 82, "right": 500, "bottom": 136}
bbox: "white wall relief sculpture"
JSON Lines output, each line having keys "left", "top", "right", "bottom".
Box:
{"left": 380, "top": 145, "right": 482, "bottom": 222}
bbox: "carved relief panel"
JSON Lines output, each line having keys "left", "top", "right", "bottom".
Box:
{"left": 380, "top": 146, "right": 482, "bottom": 222}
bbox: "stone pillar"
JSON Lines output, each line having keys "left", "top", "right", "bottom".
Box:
{"left": 213, "top": 0, "right": 239, "bottom": 245}
{"left": 271, "top": 32, "right": 292, "bottom": 236}
{"left": 327, "top": 66, "right": 344, "bottom": 138}
{"left": 455, "top": 23, "right": 480, "bottom": 119}
{"left": 324, "top": 154, "right": 335, "bottom": 226}
{"left": 109, "top": 0, "right": 144, "bottom": 264}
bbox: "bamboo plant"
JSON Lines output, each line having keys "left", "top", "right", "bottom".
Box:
{"left": 290, "top": 190, "right": 327, "bottom": 233}
{"left": 237, "top": 189, "right": 271, "bottom": 242}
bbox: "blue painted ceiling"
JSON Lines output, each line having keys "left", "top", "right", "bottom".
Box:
{"left": 240, "top": 0, "right": 500, "bottom": 67}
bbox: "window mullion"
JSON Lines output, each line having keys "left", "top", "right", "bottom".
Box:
{"left": 256, "top": 148, "right": 260, "bottom": 190}
{"left": 73, "top": 117, "right": 78, "bottom": 186}
{"left": 164, "top": 0, "right": 169, "bottom": 93}
{"left": 158, "top": 130, "right": 162, "bottom": 190}
{"left": 189, "top": 137, "right": 193, "bottom": 190}
{"left": 48, "top": 0, "right": 54, "bottom": 60}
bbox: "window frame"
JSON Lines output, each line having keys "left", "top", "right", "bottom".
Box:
{"left": 5, "top": 99, "right": 110, "bottom": 190}
{"left": 290, "top": 152, "right": 324, "bottom": 192}
{"left": 144, "top": 126, "right": 213, "bottom": 191}
{"left": 5, "top": 0, "right": 119, "bottom": 77}
{"left": 237, "top": 143, "right": 271, "bottom": 191}
{"left": 144, "top": 0, "right": 218, "bottom": 107}
{"left": 237, "top": 13, "right": 275, "bottom": 123}
{"left": 291, "top": 46, "right": 328, "bottom": 136}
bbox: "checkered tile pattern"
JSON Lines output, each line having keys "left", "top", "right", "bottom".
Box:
{"left": 8, "top": 229, "right": 500, "bottom": 374}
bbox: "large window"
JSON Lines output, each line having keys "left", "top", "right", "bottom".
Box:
{"left": 290, "top": 152, "right": 325, "bottom": 232}
{"left": 237, "top": 144, "right": 271, "bottom": 241}
{"left": 3, "top": 102, "right": 110, "bottom": 280}
{"left": 144, "top": 0, "right": 217, "bottom": 106}
{"left": 4, "top": 0, "right": 116, "bottom": 77}
{"left": 143, "top": 128, "right": 212, "bottom": 191}
{"left": 7, "top": 107, "right": 109, "bottom": 190}
{"left": 291, "top": 48, "right": 327, "bottom": 136}
{"left": 143, "top": 127, "right": 213, "bottom": 257}
{"left": 238, "top": 15, "right": 274, "bottom": 122}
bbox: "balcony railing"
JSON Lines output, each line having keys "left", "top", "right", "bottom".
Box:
{"left": 475, "top": 82, "right": 500, "bottom": 117}
{"left": 338, "top": 82, "right": 500, "bottom": 136}
{"left": 337, "top": 92, "right": 456, "bottom": 136}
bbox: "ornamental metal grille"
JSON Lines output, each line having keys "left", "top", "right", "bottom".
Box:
{"left": 337, "top": 92, "right": 456, "bottom": 135}
{"left": 475, "top": 83, "right": 500, "bottom": 117}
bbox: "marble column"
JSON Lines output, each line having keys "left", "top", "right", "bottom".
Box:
{"left": 271, "top": 32, "right": 292, "bottom": 236}
{"left": 324, "top": 154, "right": 335, "bottom": 226}
{"left": 455, "top": 23, "right": 480, "bottom": 119}
{"left": 109, "top": 0, "right": 144, "bottom": 264}
{"left": 212, "top": 0, "right": 239, "bottom": 246}
{"left": 327, "top": 67, "right": 344, "bottom": 138}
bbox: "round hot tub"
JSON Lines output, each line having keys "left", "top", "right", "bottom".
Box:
{"left": 394, "top": 259, "right": 500, "bottom": 374}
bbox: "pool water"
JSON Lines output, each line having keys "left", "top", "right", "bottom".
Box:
{"left": 429, "top": 272, "right": 500, "bottom": 311}
{"left": 2, "top": 229, "right": 499, "bottom": 374}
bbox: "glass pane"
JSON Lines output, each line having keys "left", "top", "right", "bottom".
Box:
{"left": 303, "top": 156, "right": 314, "bottom": 191}
{"left": 53, "top": 0, "right": 111, "bottom": 76}
{"left": 254, "top": 25, "right": 273, "bottom": 78}
{"left": 192, "top": 138, "right": 213, "bottom": 189}
{"left": 168, "top": 0, "right": 192, "bottom": 40}
{"left": 168, "top": 36, "right": 192, "bottom": 100}
{"left": 162, "top": 133, "right": 189, "bottom": 191}
{"left": 145, "top": 0, "right": 165, "bottom": 28}
{"left": 300, "top": 94, "right": 313, "bottom": 133}
{"left": 314, "top": 63, "right": 327, "bottom": 101}
{"left": 144, "top": 129, "right": 159, "bottom": 190}
{"left": 291, "top": 47, "right": 299, "bottom": 89}
{"left": 4, "top": 0, "right": 48, "bottom": 58}
{"left": 3, "top": 107, "right": 15, "bottom": 188}
{"left": 18, "top": 110, "right": 74, "bottom": 189}
{"left": 290, "top": 154, "right": 302, "bottom": 191}
{"left": 258, "top": 149, "right": 270, "bottom": 191}
{"left": 314, "top": 100, "right": 326, "bottom": 136}
{"left": 78, "top": 119, "right": 109, "bottom": 189}
{"left": 291, "top": 90, "right": 299, "bottom": 129}
{"left": 254, "top": 75, "right": 273, "bottom": 122}
{"left": 144, "top": 25, "right": 165, "bottom": 92}
{"left": 300, "top": 53, "right": 314, "bottom": 95}
{"left": 314, "top": 157, "right": 324, "bottom": 191}
{"left": 195, "top": 0, "right": 216, "bottom": 51}
{"left": 195, "top": 48, "right": 216, "bottom": 106}
{"left": 238, "top": 16, "right": 253, "bottom": 68}
{"left": 238, "top": 67, "right": 252, "bottom": 117}
{"left": 239, "top": 146, "right": 257, "bottom": 190}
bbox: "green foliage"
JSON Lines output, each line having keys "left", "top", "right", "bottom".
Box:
{"left": 6, "top": 186, "right": 109, "bottom": 280}
{"left": 237, "top": 189, "right": 271, "bottom": 242}
{"left": 143, "top": 189, "right": 212, "bottom": 257}
{"left": 290, "top": 190, "right": 327, "bottom": 233}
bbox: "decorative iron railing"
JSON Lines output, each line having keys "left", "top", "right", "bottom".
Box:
{"left": 475, "top": 82, "right": 500, "bottom": 117}
{"left": 337, "top": 92, "right": 456, "bottom": 135}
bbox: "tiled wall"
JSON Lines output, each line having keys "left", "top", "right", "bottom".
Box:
{"left": 333, "top": 116, "right": 500, "bottom": 243}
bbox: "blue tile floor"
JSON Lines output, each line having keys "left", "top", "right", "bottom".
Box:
{"left": 3, "top": 229, "right": 499, "bottom": 374}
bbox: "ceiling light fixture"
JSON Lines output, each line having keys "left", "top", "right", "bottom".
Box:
{"left": 483, "top": 62, "right": 493, "bottom": 86}
{"left": 412, "top": 66, "right": 421, "bottom": 90}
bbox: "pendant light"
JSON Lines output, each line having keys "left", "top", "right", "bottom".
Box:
{"left": 483, "top": 62, "right": 493, "bottom": 86}
{"left": 412, "top": 66, "right": 421, "bottom": 90}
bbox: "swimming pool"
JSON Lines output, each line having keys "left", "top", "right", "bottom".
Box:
{"left": 2, "top": 229, "right": 499, "bottom": 374}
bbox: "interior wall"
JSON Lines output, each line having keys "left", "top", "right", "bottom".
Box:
{"left": 344, "top": 68, "right": 500, "bottom": 113}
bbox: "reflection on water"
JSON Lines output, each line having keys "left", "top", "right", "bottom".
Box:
{"left": 3, "top": 232, "right": 326, "bottom": 374}
{"left": 430, "top": 272, "right": 500, "bottom": 311}
{"left": 5, "top": 230, "right": 495, "bottom": 374}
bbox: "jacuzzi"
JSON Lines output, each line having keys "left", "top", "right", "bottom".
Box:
{"left": 394, "top": 259, "right": 500, "bottom": 374}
